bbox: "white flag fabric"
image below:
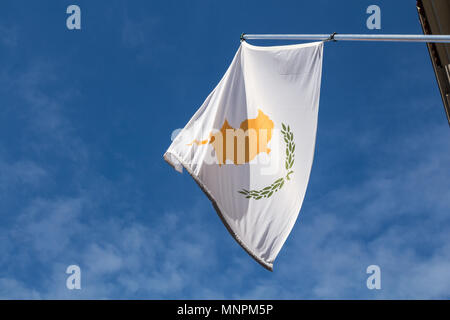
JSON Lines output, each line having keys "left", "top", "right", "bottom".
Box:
{"left": 164, "top": 41, "right": 323, "bottom": 270}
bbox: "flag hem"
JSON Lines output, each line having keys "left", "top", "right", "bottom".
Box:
{"left": 163, "top": 150, "right": 274, "bottom": 272}
{"left": 241, "top": 40, "right": 324, "bottom": 51}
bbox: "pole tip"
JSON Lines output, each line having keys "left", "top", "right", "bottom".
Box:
{"left": 240, "top": 33, "right": 246, "bottom": 42}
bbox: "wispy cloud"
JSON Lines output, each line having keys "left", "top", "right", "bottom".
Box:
{"left": 0, "top": 3, "right": 449, "bottom": 300}
{"left": 121, "top": 13, "right": 173, "bottom": 64}
{"left": 1, "top": 58, "right": 449, "bottom": 298}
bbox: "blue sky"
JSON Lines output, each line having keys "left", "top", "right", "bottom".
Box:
{"left": 0, "top": 0, "right": 449, "bottom": 299}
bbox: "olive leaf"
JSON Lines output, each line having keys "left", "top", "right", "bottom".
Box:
{"left": 238, "top": 122, "right": 295, "bottom": 200}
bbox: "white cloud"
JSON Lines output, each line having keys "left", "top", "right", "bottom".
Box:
{"left": 0, "top": 159, "right": 47, "bottom": 191}
{"left": 0, "top": 278, "right": 40, "bottom": 299}
{"left": 1, "top": 120, "right": 448, "bottom": 299}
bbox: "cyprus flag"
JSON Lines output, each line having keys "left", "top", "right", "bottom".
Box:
{"left": 164, "top": 41, "right": 323, "bottom": 270}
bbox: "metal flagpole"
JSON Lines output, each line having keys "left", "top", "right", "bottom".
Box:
{"left": 241, "top": 33, "right": 450, "bottom": 43}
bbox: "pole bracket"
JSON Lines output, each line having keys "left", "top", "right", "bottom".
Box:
{"left": 326, "top": 32, "right": 337, "bottom": 42}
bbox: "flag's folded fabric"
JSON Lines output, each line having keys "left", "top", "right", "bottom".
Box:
{"left": 164, "top": 41, "right": 324, "bottom": 270}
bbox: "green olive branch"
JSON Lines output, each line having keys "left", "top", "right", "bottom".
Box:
{"left": 238, "top": 123, "right": 295, "bottom": 200}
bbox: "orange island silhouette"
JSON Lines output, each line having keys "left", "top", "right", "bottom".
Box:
{"left": 188, "top": 109, "right": 274, "bottom": 165}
